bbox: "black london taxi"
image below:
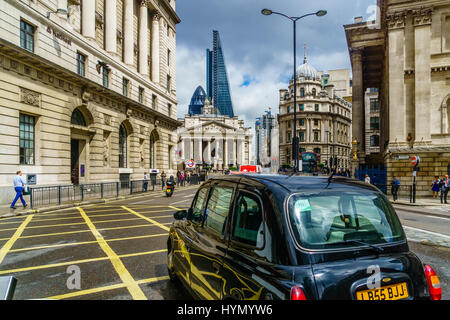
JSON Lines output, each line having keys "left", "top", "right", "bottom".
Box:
{"left": 166, "top": 174, "right": 442, "bottom": 300}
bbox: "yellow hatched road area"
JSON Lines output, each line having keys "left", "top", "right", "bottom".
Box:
{"left": 0, "top": 202, "right": 187, "bottom": 300}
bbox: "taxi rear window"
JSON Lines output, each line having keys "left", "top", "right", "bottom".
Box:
{"left": 287, "top": 190, "right": 405, "bottom": 250}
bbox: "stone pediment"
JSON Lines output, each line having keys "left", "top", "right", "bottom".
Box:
{"left": 186, "top": 120, "right": 236, "bottom": 133}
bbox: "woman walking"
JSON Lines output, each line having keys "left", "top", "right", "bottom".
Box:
{"left": 431, "top": 176, "right": 440, "bottom": 199}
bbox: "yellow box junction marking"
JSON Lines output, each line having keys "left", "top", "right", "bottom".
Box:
{"left": 77, "top": 207, "right": 147, "bottom": 300}
{"left": 0, "top": 215, "right": 34, "bottom": 264}
{"left": 121, "top": 206, "right": 170, "bottom": 231}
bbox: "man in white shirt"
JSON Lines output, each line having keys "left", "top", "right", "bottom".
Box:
{"left": 10, "top": 171, "right": 27, "bottom": 209}
{"left": 143, "top": 172, "right": 149, "bottom": 192}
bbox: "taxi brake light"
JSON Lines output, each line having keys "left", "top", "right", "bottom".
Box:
{"left": 290, "top": 286, "right": 307, "bottom": 300}
{"left": 424, "top": 264, "right": 441, "bottom": 300}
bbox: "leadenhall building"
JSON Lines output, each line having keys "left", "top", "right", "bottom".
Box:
{"left": 0, "top": 0, "right": 181, "bottom": 204}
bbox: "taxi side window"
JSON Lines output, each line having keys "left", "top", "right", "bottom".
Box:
{"left": 190, "top": 187, "right": 208, "bottom": 222}
{"left": 203, "top": 187, "right": 234, "bottom": 235}
{"left": 232, "top": 192, "right": 263, "bottom": 247}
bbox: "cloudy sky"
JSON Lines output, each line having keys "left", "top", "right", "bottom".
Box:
{"left": 175, "top": 0, "right": 377, "bottom": 127}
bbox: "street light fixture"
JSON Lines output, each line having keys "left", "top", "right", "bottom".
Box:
{"left": 261, "top": 8, "right": 327, "bottom": 173}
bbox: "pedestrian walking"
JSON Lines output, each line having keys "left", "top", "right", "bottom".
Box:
{"left": 440, "top": 175, "right": 449, "bottom": 204}
{"left": 161, "top": 171, "right": 166, "bottom": 190}
{"left": 143, "top": 172, "right": 149, "bottom": 192}
{"left": 10, "top": 171, "right": 27, "bottom": 209}
{"left": 391, "top": 176, "right": 400, "bottom": 201}
{"left": 180, "top": 170, "right": 185, "bottom": 186}
{"left": 431, "top": 176, "right": 440, "bottom": 199}
{"left": 176, "top": 170, "right": 181, "bottom": 186}
{"left": 364, "top": 174, "right": 371, "bottom": 184}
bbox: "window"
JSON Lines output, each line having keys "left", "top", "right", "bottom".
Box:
{"left": 167, "top": 49, "right": 171, "bottom": 66}
{"left": 313, "top": 148, "right": 321, "bottom": 155}
{"left": 189, "top": 187, "right": 209, "bottom": 222}
{"left": 299, "top": 131, "right": 305, "bottom": 142}
{"left": 299, "top": 104, "right": 304, "bottom": 112}
{"left": 122, "top": 78, "right": 129, "bottom": 96}
{"left": 167, "top": 75, "right": 171, "bottom": 92}
{"left": 300, "top": 87, "right": 305, "bottom": 97}
{"left": 152, "top": 95, "right": 157, "bottom": 109}
{"left": 138, "top": 87, "right": 144, "bottom": 104}
{"left": 287, "top": 132, "right": 291, "bottom": 143}
{"left": 102, "top": 67, "right": 109, "bottom": 88}
{"left": 168, "top": 103, "right": 172, "bottom": 117}
{"left": 76, "top": 52, "right": 86, "bottom": 77}
{"left": 20, "top": 20, "right": 35, "bottom": 52}
{"left": 299, "top": 119, "right": 305, "bottom": 126}
{"left": 71, "top": 109, "right": 86, "bottom": 126}
{"left": 287, "top": 106, "right": 291, "bottom": 114}
{"left": 168, "top": 146, "right": 172, "bottom": 169}
{"left": 19, "top": 114, "right": 35, "bottom": 165}
{"left": 314, "top": 119, "right": 319, "bottom": 126}
{"left": 204, "top": 187, "right": 234, "bottom": 235}
{"left": 287, "top": 191, "right": 405, "bottom": 250}
{"left": 314, "top": 131, "right": 319, "bottom": 141}
{"left": 149, "top": 133, "right": 155, "bottom": 168}
{"left": 370, "top": 117, "right": 380, "bottom": 130}
{"left": 315, "top": 104, "right": 319, "bottom": 112}
{"left": 370, "top": 135, "right": 380, "bottom": 147}
{"left": 370, "top": 99, "right": 379, "bottom": 112}
{"left": 119, "top": 124, "right": 127, "bottom": 168}
{"left": 232, "top": 192, "right": 263, "bottom": 247}
{"left": 312, "top": 88, "right": 316, "bottom": 97}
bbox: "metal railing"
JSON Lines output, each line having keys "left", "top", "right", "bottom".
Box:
{"left": 29, "top": 176, "right": 204, "bottom": 209}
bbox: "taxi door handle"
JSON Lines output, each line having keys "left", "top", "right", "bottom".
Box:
{"left": 212, "top": 262, "right": 221, "bottom": 273}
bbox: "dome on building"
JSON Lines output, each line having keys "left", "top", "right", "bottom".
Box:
{"left": 295, "top": 59, "right": 320, "bottom": 81}
{"left": 188, "top": 86, "right": 207, "bottom": 116}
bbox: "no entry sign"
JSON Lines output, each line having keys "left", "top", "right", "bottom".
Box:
{"left": 411, "top": 155, "right": 420, "bottom": 167}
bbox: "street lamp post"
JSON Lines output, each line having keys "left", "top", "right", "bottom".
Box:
{"left": 262, "top": 8, "right": 326, "bottom": 173}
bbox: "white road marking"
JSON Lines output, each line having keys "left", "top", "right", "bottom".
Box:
{"left": 170, "top": 199, "right": 190, "bottom": 205}
{"left": 403, "top": 226, "right": 450, "bottom": 240}
{"left": 396, "top": 209, "right": 450, "bottom": 221}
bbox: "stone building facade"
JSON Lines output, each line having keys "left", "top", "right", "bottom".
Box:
{"left": 278, "top": 57, "right": 352, "bottom": 171}
{"left": 177, "top": 99, "right": 252, "bottom": 171}
{"left": 345, "top": 0, "right": 450, "bottom": 196}
{"left": 0, "top": 0, "right": 181, "bottom": 204}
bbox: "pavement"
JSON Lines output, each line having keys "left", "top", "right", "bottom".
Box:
{"left": 0, "top": 183, "right": 200, "bottom": 219}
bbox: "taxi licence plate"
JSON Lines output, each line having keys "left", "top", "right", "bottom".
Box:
{"left": 356, "top": 282, "right": 408, "bottom": 300}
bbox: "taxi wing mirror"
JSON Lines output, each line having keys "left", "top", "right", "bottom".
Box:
{"left": 174, "top": 210, "right": 187, "bottom": 220}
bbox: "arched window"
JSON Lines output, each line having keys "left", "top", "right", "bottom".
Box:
{"left": 149, "top": 132, "right": 156, "bottom": 168}
{"left": 119, "top": 124, "right": 127, "bottom": 168}
{"left": 71, "top": 108, "right": 86, "bottom": 126}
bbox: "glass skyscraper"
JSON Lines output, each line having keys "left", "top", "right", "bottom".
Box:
{"left": 206, "top": 30, "right": 234, "bottom": 117}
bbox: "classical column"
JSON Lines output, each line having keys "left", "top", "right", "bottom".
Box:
{"left": 223, "top": 138, "right": 228, "bottom": 167}
{"left": 413, "top": 8, "right": 432, "bottom": 142}
{"left": 151, "top": 12, "right": 161, "bottom": 83}
{"left": 104, "top": 0, "right": 117, "bottom": 53}
{"left": 232, "top": 139, "right": 236, "bottom": 165}
{"left": 123, "top": 0, "right": 134, "bottom": 66}
{"left": 350, "top": 49, "right": 365, "bottom": 157}
{"left": 387, "top": 12, "right": 407, "bottom": 145}
{"left": 442, "top": 103, "right": 448, "bottom": 134}
{"left": 206, "top": 138, "right": 211, "bottom": 164}
{"left": 190, "top": 138, "right": 194, "bottom": 160}
{"left": 81, "top": 0, "right": 95, "bottom": 39}
{"left": 241, "top": 138, "right": 246, "bottom": 164}
{"left": 139, "top": 1, "right": 149, "bottom": 76}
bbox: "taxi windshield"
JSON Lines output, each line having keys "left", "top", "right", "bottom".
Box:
{"left": 287, "top": 190, "right": 405, "bottom": 250}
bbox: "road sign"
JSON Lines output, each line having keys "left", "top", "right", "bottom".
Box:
{"left": 411, "top": 155, "right": 420, "bottom": 167}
